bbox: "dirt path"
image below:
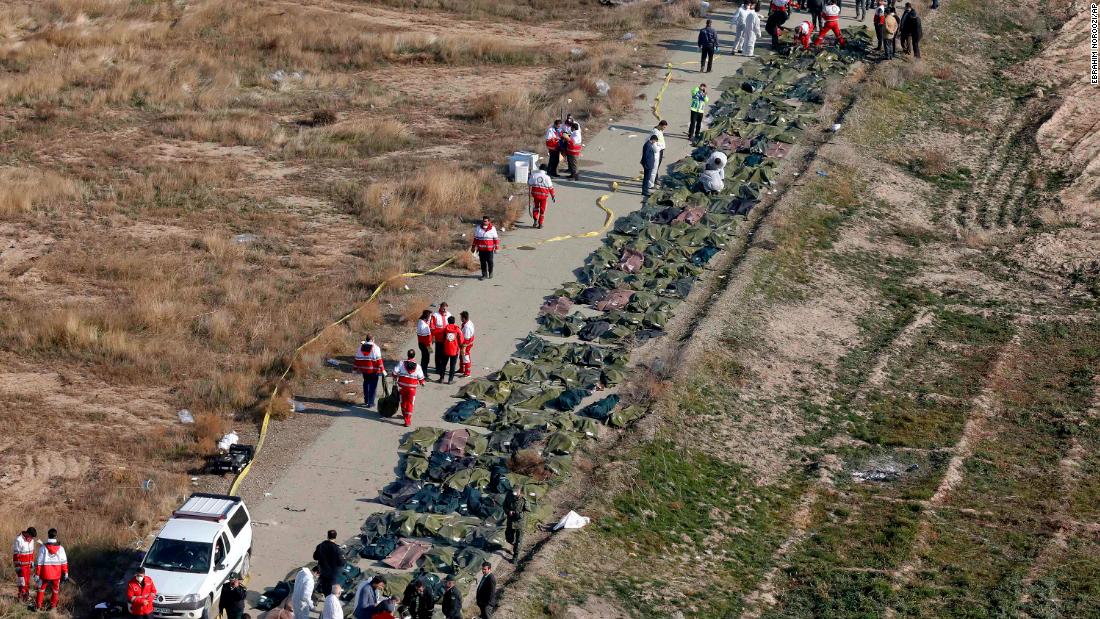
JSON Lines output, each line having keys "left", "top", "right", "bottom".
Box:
{"left": 243, "top": 7, "right": 745, "bottom": 594}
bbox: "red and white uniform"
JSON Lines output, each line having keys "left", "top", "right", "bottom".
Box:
{"left": 472, "top": 223, "right": 500, "bottom": 253}
{"left": 429, "top": 310, "right": 452, "bottom": 342}
{"left": 813, "top": 3, "right": 846, "bottom": 46}
{"left": 527, "top": 169, "right": 556, "bottom": 226}
{"left": 12, "top": 534, "right": 35, "bottom": 600}
{"left": 795, "top": 21, "right": 814, "bottom": 49}
{"left": 562, "top": 128, "right": 583, "bottom": 156}
{"left": 353, "top": 341, "right": 386, "bottom": 376}
{"left": 544, "top": 125, "right": 561, "bottom": 151}
{"left": 416, "top": 318, "right": 433, "bottom": 348}
{"left": 440, "top": 323, "right": 465, "bottom": 358}
{"left": 770, "top": 0, "right": 790, "bottom": 13}
{"left": 35, "top": 539, "right": 67, "bottom": 610}
{"left": 127, "top": 575, "right": 157, "bottom": 617}
{"left": 460, "top": 320, "right": 476, "bottom": 376}
{"left": 394, "top": 360, "right": 426, "bottom": 424}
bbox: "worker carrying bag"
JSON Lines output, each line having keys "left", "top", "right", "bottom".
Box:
{"left": 378, "top": 376, "right": 400, "bottom": 418}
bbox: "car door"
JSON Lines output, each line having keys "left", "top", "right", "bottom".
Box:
{"left": 213, "top": 533, "right": 232, "bottom": 575}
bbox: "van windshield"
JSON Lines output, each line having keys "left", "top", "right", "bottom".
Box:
{"left": 144, "top": 538, "right": 212, "bottom": 574}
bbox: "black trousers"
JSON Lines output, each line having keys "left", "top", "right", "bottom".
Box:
{"left": 318, "top": 574, "right": 334, "bottom": 595}
{"left": 479, "top": 605, "right": 496, "bottom": 619}
{"left": 548, "top": 149, "right": 560, "bottom": 175}
{"left": 418, "top": 341, "right": 431, "bottom": 368}
{"left": 434, "top": 341, "right": 446, "bottom": 369}
{"left": 688, "top": 111, "right": 704, "bottom": 140}
{"left": 437, "top": 354, "right": 458, "bottom": 381}
{"left": 810, "top": 9, "right": 823, "bottom": 28}
{"left": 478, "top": 250, "right": 494, "bottom": 277}
{"left": 699, "top": 46, "right": 715, "bottom": 71}
{"left": 874, "top": 23, "right": 884, "bottom": 49}
{"left": 766, "top": 10, "right": 788, "bottom": 48}
{"left": 563, "top": 153, "right": 578, "bottom": 179}
{"left": 910, "top": 35, "right": 920, "bottom": 58}
{"left": 884, "top": 36, "right": 896, "bottom": 58}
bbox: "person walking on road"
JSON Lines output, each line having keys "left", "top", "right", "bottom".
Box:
{"left": 415, "top": 309, "right": 433, "bottom": 369}
{"left": 394, "top": 350, "right": 426, "bottom": 427}
{"left": 436, "top": 316, "right": 464, "bottom": 384}
{"left": 731, "top": 3, "right": 750, "bottom": 52}
{"left": 527, "top": 163, "right": 555, "bottom": 229}
{"left": 901, "top": 5, "right": 922, "bottom": 57}
{"left": 292, "top": 565, "right": 319, "bottom": 619}
{"left": 650, "top": 120, "right": 668, "bottom": 181}
{"left": 12, "top": 527, "right": 36, "bottom": 604}
{"left": 441, "top": 576, "right": 462, "bottom": 619}
{"left": 220, "top": 575, "right": 248, "bottom": 619}
{"left": 641, "top": 135, "right": 659, "bottom": 198}
{"left": 883, "top": 6, "right": 899, "bottom": 58}
{"left": 322, "top": 585, "right": 343, "bottom": 619}
{"left": 688, "top": 83, "right": 709, "bottom": 143}
{"left": 35, "top": 529, "right": 67, "bottom": 611}
{"left": 855, "top": 0, "right": 867, "bottom": 23}
{"left": 313, "top": 530, "right": 344, "bottom": 596}
{"left": 697, "top": 19, "right": 719, "bottom": 72}
{"left": 126, "top": 568, "right": 156, "bottom": 619}
{"left": 470, "top": 216, "right": 500, "bottom": 280}
{"left": 766, "top": 0, "right": 790, "bottom": 48}
{"left": 353, "top": 335, "right": 386, "bottom": 408}
{"left": 544, "top": 119, "right": 562, "bottom": 176}
{"left": 813, "top": 0, "right": 846, "bottom": 47}
{"left": 476, "top": 562, "right": 498, "bottom": 619}
{"left": 459, "top": 311, "right": 475, "bottom": 377}
{"left": 741, "top": 2, "right": 762, "bottom": 56}
{"left": 430, "top": 303, "right": 452, "bottom": 369}
{"left": 504, "top": 488, "right": 527, "bottom": 565}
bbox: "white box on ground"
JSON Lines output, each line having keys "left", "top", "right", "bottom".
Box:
{"left": 508, "top": 151, "right": 539, "bottom": 177}
{"left": 513, "top": 160, "right": 530, "bottom": 184}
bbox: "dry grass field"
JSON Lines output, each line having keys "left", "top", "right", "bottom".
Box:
{"left": 0, "top": 0, "right": 693, "bottom": 610}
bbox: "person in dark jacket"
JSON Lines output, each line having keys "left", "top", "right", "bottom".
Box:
{"left": 641, "top": 135, "right": 659, "bottom": 198}
{"left": 697, "top": 19, "right": 719, "bottom": 72}
{"left": 220, "top": 575, "right": 248, "bottom": 619}
{"left": 440, "top": 577, "right": 462, "bottom": 619}
{"left": 313, "top": 530, "right": 345, "bottom": 595}
{"left": 400, "top": 579, "right": 435, "bottom": 619}
{"left": 897, "top": 3, "right": 913, "bottom": 54}
{"left": 475, "top": 562, "right": 498, "bottom": 619}
{"left": 901, "top": 7, "right": 922, "bottom": 57}
{"left": 504, "top": 488, "right": 528, "bottom": 565}
{"left": 807, "top": 0, "right": 825, "bottom": 29}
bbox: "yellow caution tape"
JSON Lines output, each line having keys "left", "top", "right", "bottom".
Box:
{"left": 650, "top": 62, "right": 675, "bottom": 121}
{"left": 229, "top": 195, "right": 613, "bottom": 494}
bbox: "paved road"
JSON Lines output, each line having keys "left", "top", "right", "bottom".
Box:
{"left": 243, "top": 0, "right": 865, "bottom": 599}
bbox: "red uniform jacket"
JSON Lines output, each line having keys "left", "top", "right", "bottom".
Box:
{"left": 127, "top": 576, "right": 157, "bottom": 616}
{"left": 440, "top": 324, "right": 465, "bottom": 357}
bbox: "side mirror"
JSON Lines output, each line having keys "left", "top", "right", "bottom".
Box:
{"left": 216, "top": 563, "right": 226, "bottom": 572}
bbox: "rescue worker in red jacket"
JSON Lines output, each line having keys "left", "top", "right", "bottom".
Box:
{"left": 127, "top": 567, "right": 157, "bottom": 618}
{"left": 470, "top": 217, "right": 500, "bottom": 281}
{"left": 437, "top": 316, "right": 465, "bottom": 384}
{"left": 429, "top": 303, "right": 452, "bottom": 372}
{"left": 794, "top": 20, "right": 815, "bottom": 49}
{"left": 353, "top": 335, "right": 387, "bottom": 409}
{"left": 415, "top": 309, "right": 433, "bottom": 369}
{"left": 35, "top": 529, "right": 68, "bottom": 611}
{"left": 527, "top": 164, "right": 556, "bottom": 229}
{"left": 560, "top": 122, "right": 582, "bottom": 181}
{"left": 459, "top": 311, "right": 476, "bottom": 378}
{"left": 813, "top": 0, "right": 846, "bottom": 47}
{"left": 545, "top": 119, "right": 562, "bottom": 177}
{"left": 393, "top": 350, "right": 426, "bottom": 427}
{"left": 12, "top": 527, "right": 36, "bottom": 603}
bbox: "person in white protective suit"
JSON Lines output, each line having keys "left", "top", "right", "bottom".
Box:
{"left": 740, "top": 2, "right": 763, "bottom": 57}
{"left": 700, "top": 151, "right": 728, "bottom": 194}
{"left": 291, "top": 565, "right": 318, "bottom": 619}
{"left": 731, "top": 2, "right": 752, "bottom": 53}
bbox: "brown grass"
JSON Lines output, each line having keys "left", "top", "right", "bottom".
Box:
{"left": 0, "top": 168, "right": 82, "bottom": 215}
{"left": 284, "top": 119, "right": 415, "bottom": 159}
{"left": 399, "top": 296, "right": 433, "bottom": 324}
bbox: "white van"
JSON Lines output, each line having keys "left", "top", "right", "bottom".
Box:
{"left": 143, "top": 493, "right": 252, "bottom": 619}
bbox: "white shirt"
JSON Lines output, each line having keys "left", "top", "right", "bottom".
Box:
{"left": 461, "top": 320, "right": 475, "bottom": 341}
{"left": 823, "top": 3, "right": 841, "bottom": 16}
{"left": 650, "top": 128, "right": 666, "bottom": 151}
{"left": 416, "top": 319, "right": 432, "bottom": 337}
{"left": 571, "top": 127, "right": 583, "bottom": 145}
{"left": 291, "top": 568, "right": 315, "bottom": 619}
{"left": 395, "top": 361, "right": 426, "bottom": 382}
{"left": 732, "top": 6, "right": 750, "bottom": 27}
{"left": 430, "top": 311, "right": 452, "bottom": 331}
{"left": 322, "top": 593, "right": 343, "bottom": 619}
{"left": 528, "top": 169, "right": 553, "bottom": 189}
{"left": 544, "top": 126, "right": 560, "bottom": 141}
{"left": 13, "top": 535, "right": 35, "bottom": 557}
{"left": 473, "top": 225, "right": 499, "bottom": 243}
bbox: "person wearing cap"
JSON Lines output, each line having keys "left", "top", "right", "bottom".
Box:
{"left": 220, "top": 574, "right": 248, "bottom": 619}
{"left": 440, "top": 576, "right": 462, "bottom": 619}
{"left": 35, "top": 528, "right": 68, "bottom": 610}
{"left": 127, "top": 567, "right": 157, "bottom": 618}
{"left": 399, "top": 578, "right": 435, "bottom": 619}
{"left": 12, "top": 526, "right": 37, "bottom": 603}
{"left": 470, "top": 217, "right": 500, "bottom": 280}
{"left": 476, "top": 562, "right": 498, "bottom": 618}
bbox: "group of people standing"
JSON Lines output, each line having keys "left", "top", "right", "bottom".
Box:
{"left": 352, "top": 303, "right": 475, "bottom": 428}
{"left": 543, "top": 116, "right": 583, "bottom": 181}
{"left": 11, "top": 527, "right": 68, "bottom": 611}
{"left": 872, "top": 0, "right": 923, "bottom": 58}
